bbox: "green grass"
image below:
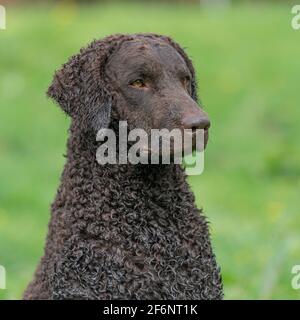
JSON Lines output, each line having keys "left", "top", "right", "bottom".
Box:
{"left": 0, "top": 2, "right": 300, "bottom": 299}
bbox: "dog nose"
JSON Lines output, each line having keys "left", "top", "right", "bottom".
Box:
{"left": 182, "top": 113, "right": 211, "bottom": 131}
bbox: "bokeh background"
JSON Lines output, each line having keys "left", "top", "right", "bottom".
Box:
{"left": 0, "top": 0, "right": 300, "bottom": 299}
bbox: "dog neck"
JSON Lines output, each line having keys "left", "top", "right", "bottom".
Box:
{"left": 46, "top": 121, "right": 193, "bottom": 253}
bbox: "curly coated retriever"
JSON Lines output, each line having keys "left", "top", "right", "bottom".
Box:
{"left": 23, "top": 33, "right": 223, "bottom": 300}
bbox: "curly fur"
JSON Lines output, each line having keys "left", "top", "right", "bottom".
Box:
{"left": 23, "top": 33, "right": 223, "bottom": 300}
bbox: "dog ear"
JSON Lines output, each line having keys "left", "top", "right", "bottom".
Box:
{"left": 47, "top": 51, "right": 112, "bottom": 132}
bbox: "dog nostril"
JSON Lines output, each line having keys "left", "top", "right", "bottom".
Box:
{"left": 199, "top": 118, "right": 211, "bottom": 131}
{"left": 182, "top": 115, "right": 211, "bottom": 131}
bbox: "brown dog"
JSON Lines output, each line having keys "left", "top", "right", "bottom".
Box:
{"left": 24, "top": 34, "right": 222, "bottom": 300}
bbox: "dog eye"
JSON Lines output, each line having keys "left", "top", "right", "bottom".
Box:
{"left": 182, "top": 76, "right": 190, "bottom": 86}
{"left": 130, "top": 79, "right": 146, "bottom": 88}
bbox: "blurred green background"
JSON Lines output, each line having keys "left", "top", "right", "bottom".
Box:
{"left": 0, "top": 0, "right": 300, "bottom": 299}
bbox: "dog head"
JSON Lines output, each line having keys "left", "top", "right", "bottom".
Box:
{"left": 48, "top": 34, "right": 210, "bottom": 150}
